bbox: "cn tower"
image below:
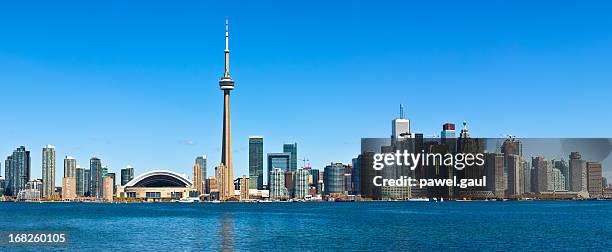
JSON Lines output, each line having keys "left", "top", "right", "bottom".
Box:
{"left": 219, "top": 17, "right": 235, "bottom": 200}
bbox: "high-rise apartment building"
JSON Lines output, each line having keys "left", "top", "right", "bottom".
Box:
{"left": 5, "top": 146, "right": 31, "bottom": 197}
{"left": 485, "top": 153, "right": 505, "bottom": 197}
{"left": 569, "top": 152, "right": 587, "bottom": 192}
{"left": 90, "top": 157, "right": 103, "bottom": 198}
{"left": 83, "top": 169, "right": 91, "bottom": 197}
{"left": 587, "top": 162, "right": 603, "bottom": 197}
{"left": 532, "top": 156, "right": 549, "bottom": 193}
{"left": 76, "top": 166, "right": 85, "bottom": 196}
{"left": 294, "top": 169, "right": 310, "bottom": 199}
{"left": 193, "top": 163, "right": 205, "bottom": 196}
{"left": 269, "top": 168, "right": 287, "bottom": 200}
{"left": 42, "top": 145, "right": 56, "bottom": 198}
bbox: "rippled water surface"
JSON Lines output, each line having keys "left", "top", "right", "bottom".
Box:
{"left": 1, "top": 201, "right": 611, "bottom": 251}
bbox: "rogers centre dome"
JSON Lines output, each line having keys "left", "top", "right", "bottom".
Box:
{"left": 120, "top": 170, "right": 194, "bottom": 201}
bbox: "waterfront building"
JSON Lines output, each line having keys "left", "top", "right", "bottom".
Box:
{"left": 324, "top": 162, "right": 345, "bottom": 196}
{"left": 121, "top": 165, "right": 134, "bottom": 186}
{"left": 122, "top": 170, "right": 193, "bottom": 201}
{"left": 267, "top": 152, "right": 291, "bottom": 186}
{"left": 308, "top": 168, "right": 321, "bottom": 194}
{"left": 42, "top": 145, "right": 56, "bottom": 198}
{"left": 587, "top": 162, "right": 603, "bottom": 197}
{"left": 83, "top": 169, "right": 91, "bottom": 197}
{"left": 76, "top": 166, "right": 85, "bottom": 196}
{"left": 569, "top": 152, "right": 587, "bottom": 192}
{"left": 90, "top": 157, "right": 103, "bottom": 198}
{"left": 193, "top": 163, "right": 205, "bottom": 196}
{"left": 283, "top": 142, "right": 298, "bottom": 171}
{"left": 218, "top": 18, "right": 236, "bottom": 201}
{"left": 195, "top": 155, "right": 207, "bottom": 182}
{"left": 102, "top": 176, "right": 114, "bottom": 202}
{"left": 239, "top": 175, "right": 249, "bottom": 200}
{"left": 269, "top": 168, "right": 287, "bottom": 200}
{"left": 351, "top": 158, "right": 361, "bottom": 196}
{"left": 532, "top": 156, "right": 549, "bottom": 193}
{"left": 249, "top": 136, "right": 264, "bottom": 189}
{"left": 5, "top": 146, "right": 31, "bottom": 197}
{"left": 505, "top": 154, "right": 523, "bottom": 196}
{"left": 62, "top": 177, "right": 77, "bottom": 199}
{"left": 62, "top": 156, "right": 77, "bottom": 199}
{"left": 553, "top": 160, "right": 570, "bottom": 190}
{"left": 549, "top": 168, "right": 566, "bottom": 191}
{"left": 107, "top": 172, "right": 116, "bottom": 194}
{"left": 522, "top": 160, "right": 531, "bottom": 193}
{"left": 64, "top": 156, "right": 76, "bottom": 177}
{"left": 16, "top": 179, "right": 42, "bottom": 201}
{"left": 284, "top": 171, "right": 295, "bottom": 198}
{"left": 294, "top": 169, "right": 309, "bottom": 199}
{"left": 206, "top": 176, "right": 219, "bottom": 196}
{"left": 485, "top": 153, "right": 505, "bottom": 197}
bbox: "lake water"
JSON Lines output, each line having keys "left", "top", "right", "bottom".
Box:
{"left": 1, "top": 201, "right": 611, "bottom": 251}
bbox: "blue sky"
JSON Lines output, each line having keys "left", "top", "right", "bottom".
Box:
{"left": 1, "top": 1, "right": 611, "bottom": 183}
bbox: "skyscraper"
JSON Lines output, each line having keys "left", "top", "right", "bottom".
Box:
{"left": 193, "top": 163, "right": 204, "bottom": 196}
{"left": 218, "top": 17, "right": 235, "bottom": 201}
{"left": 269, "top": 168, "right": 287, "bottom": 200}
{"left": 485, "top": 153, "right": 505, "bottom": 197}
{"left": 267, "top": 153, "right": 291, "bottom": 186}
{"left": 62, "top": 156, "right": 77, "bottom": 199}
{"left": 249, "top": 136, "right": 264, "bottom": 189}
{"left": 532, "top": 156, "right": 549, "bottom": 194}
{"left": 121, "top": 165, "right": 134, "bottom": 186}
{"left": 294, "top": 169, "right": 310, "bottom": 199}
{"left": 5, "top": 146, "right": 31, "bottom": 197}
{"left": 440, "top": 123, "right": 456, "bottom": 139}
{"left": 195, "top": 155, "right": 207, "bottom": 181}
{"left": 569, "top": 152, "right": 587, "bottom": 192}
{"left": 83, "top": 169, "right": 91, "bottom": 197}
{"left": 64, "top": 156, "right": 77, "bottom": 178}
{"left": 283, "top": 142, "right": 298, "bottom": 171}
{"left": 106, "top": 172, "right": 116, "bottom": 195}
{"left": 587, "top": 162, "right": 603, "bottom": 198}
{"left": 90, "top": 157, "right": 103, "bottom": 198}
{"left": 76, "top": 166, "right": 85, "bottom": 196}
{"left": 42, "top": 145, "right": 56, "bottom": 198}
{"left": 324, "top": 162, "right": 345, "bottom": 196}
{"left": 391, "top": 104, "right": 411, "bottom": 141}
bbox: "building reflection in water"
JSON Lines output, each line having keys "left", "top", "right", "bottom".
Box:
{"left": 219, "top": 213, "right": 234, "bottom": 251}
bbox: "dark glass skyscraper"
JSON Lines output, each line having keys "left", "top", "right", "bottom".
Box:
{"left": 5, "top": 146, "right": 31, "bottom": 196}
{"left": 83, "top": 169, "right": 91, "bottom": 197}
{"left": 195, "top": 156, "right": 207, "bottom": 180}
{"left": 324, "top": 162, "right": 345, "bottom": 196}
{"left": 120, "top": 166, "right": 134, "bottom": 186}
{"left": 283, "top": 142, "right": 297, "bottom": 171}
{"left": 249, "top": 136, "right": 264, "bottom": 189}
{"left": 76, "top": 166, "right": 85, "bottom": 196}
{"left": 90, "top": 157, "right": 103, "bottom": 198}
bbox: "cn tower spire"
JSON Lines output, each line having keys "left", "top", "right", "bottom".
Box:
{"left": 224, "top": 17, "right": 231, "bottom": 78}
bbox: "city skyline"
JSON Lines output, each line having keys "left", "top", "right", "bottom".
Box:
{"left": 2, "top": 1, "right": 612, "bottom": 183}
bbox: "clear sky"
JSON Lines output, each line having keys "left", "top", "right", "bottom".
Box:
{"left": 1, "top": 1, "right": 611, "bottom": 183}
